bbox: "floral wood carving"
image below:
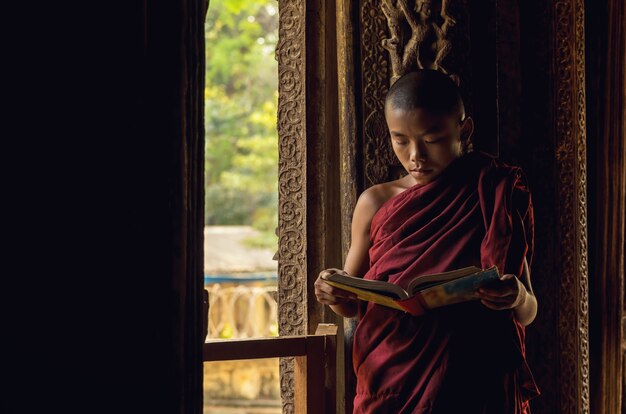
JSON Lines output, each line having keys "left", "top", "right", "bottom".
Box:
{"left": 553, "top": 0, "right": 590, "bottom": 412}
{"left": 360, "top": 0, "right": 397, "bottom": 187}
{"left": 276, "top": 0, "right": 307, "bottom": 412}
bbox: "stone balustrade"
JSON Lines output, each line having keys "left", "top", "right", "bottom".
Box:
{"left": 206, "top": 282, "right": 278, "bottom": 340}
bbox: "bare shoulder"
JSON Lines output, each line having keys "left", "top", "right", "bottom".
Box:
{"left": 344, "top": 176, "right": 413, "bottom": 278}
{"left": 353, "top": 176, "right": 412, "bottom": 225}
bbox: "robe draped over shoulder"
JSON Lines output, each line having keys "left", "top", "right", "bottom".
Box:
{"left": 352, "top": 151, "right": 540, "bottom": 413}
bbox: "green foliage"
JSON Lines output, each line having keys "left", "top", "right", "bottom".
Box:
{"left": 205, "top": 0, "right": 279, "bottom": 249}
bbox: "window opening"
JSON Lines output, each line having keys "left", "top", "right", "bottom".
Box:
{"left": 203, "top": 0, "right": 280, "bottom": 412}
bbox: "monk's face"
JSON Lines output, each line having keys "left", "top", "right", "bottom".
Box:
{"left": 385, "top": 107, "right": 473, "bottom": 185}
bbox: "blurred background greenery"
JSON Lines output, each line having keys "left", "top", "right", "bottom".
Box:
{"left": 205, "top": 0, "right": 279, "bottom": 249}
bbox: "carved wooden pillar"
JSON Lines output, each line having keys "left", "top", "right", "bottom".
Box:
{"left": 276, "top": 0, "right": 341, "bottom": 412}
{"left": 551, "top": 0, "right": 590, "bottom": 411}
{"left": 276, "top": 2, "right": 307, "bottom": 412}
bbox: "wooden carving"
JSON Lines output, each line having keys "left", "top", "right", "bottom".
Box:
{"left": 360, "top": 0, "right": 397, "bottom": 187}
{"left": 381, "top": 0, "right": 458, "bottom": 84}
{"left": 276, "top": 0, "right": 307, "bottom": 412}
{"left": 361, "top": 0, "right": 469, "bottom": 188}
{"left": 553, "top": 0, "right": 590, "bottom": 412}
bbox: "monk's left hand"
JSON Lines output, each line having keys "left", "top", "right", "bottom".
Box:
{"left": 477, "top": 274, "right": 527, "bottom": 311}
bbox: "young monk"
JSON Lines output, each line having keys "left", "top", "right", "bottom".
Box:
{"left": 315, "top": 69, "right": 541, "bottom": 413}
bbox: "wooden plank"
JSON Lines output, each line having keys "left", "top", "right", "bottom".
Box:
{"left": 294, "top": 335, "right": 327, "bottom": 413}
{"left": 203, "top": 336, "right": 308, "bottom": 361}
{"left": 315, "top": 323, "right": 338, "bottom": 336}
{"left": 318, "top": 325, "right": 338, "bottom": 413}
{"left": 294, "top": 355, "right": 308, "bottom": 413}
{"left": 203, "top": 330, "right": 338, "bottom": 362}
{"left": 307, "top": 335, "right": 326, "bottom": 413}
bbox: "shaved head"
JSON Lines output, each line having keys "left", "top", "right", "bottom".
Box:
{"left": 385, "top": 70, "right": 465, "bottom": 120}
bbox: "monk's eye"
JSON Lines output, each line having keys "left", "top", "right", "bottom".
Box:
{"left": 424, "top": 137, "right": 445, "bottom": 144}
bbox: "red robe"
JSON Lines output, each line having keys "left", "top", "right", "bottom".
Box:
{"left": 352, "top": 151, "right": 541, "bottom": 413}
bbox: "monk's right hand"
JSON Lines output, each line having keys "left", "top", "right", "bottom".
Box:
{"left": 314, "top": 268, "right": 358, "bottom": 306}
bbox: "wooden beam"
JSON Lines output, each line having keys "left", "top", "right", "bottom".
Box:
{"left": 295, "top": 328, "right": 337, "bottom": 413}
{"left": 203, "top": 336, "right": 308, "bottom": 361}
{"left": 294, "top": 335, "right": 325, "bottom": 413}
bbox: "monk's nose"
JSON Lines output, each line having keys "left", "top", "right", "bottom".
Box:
{"left": 410, "top": 142, "right": 427, "bottom": 163}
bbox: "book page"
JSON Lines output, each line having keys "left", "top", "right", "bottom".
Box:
{"left": 323, "top": 280, "right": 408, "bottom": 311}
{"left": 407, "top": 266, "right": 482, "bottom": 294}
{"left": 322, "top": 273, "right": 408, "bottom": 299}
{"left": 419, "top": 266, "right": 500, "bottom": 309}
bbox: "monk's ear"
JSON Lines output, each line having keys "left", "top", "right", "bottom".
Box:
{"left": 460, "top": 116, "right": 474, "bottom": 143}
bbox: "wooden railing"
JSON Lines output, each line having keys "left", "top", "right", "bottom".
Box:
{"left": 203, "top": 324, "right": 338, "bottom": 413}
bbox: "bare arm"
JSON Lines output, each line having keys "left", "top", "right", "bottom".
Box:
{"left": 314, "top": 189, "right": 382, "bottom": 318}
{"left": 478, "top": 257, "right": 538, "bottom": 326}
{"left": 512, "top": 257, "right": 537, "bottom": 326}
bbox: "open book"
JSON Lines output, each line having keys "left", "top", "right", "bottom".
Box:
{"left": 320, "top": 265, "right": 500, "bottom": 316}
